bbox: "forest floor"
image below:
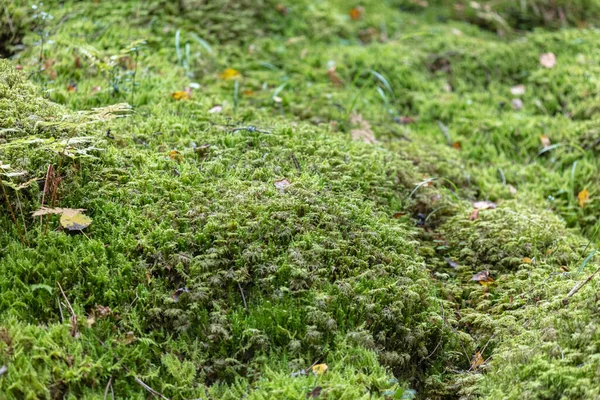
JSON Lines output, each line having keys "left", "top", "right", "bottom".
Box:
{"left": 2, "top": 1, "right": 600, "bottom": 399}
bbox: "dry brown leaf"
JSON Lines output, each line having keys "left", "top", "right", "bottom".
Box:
{"left": 274, "top": 178, "right": 291, "bottom": 193}
{"left": 473, "top": 201, "right": 497, "bottom": 210}
{"left": 171, "top": 91, "right": 190, "bottom": 100}
{"left": 452, "top": 141, "right": 462, "bottom": 150}
{"left": 349, "top": 6, "right": 364, "bottom": 20}
{"left": 578, "top": 188, "right": 590, "bottom": 208}
{"left": 471, "top": 270, "right": 494, "bottom": 286}
{"left": 540, "top": 52, "right": 557, "bottom": 68}
{"left": 349, "top": 112, "right": 376, "bottom": 144}
{"left": 510, "top": 84, "right": 526, "bottom": 96}
{"left": 327, "top": 67, "right": 343, "bottom": 87}
{"left": 540, "top": 135, "right": 551, "bottom": 148}
{"left": 312, "top": 364, "right": 328, "bottom": 375}
{"left": 469, "top": 209, "right": 480, "bottom": 221}
{"left": 471, "top": 352, "right": 484, "bottom": 369}
{"left": 168, "top": 150, "right": 183, "bottom": 161}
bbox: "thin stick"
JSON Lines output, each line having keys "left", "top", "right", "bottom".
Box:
{"left": 57, "top": 296, "right": 64, "bottom": 321}
{"left": 15, "top": 190, "right": 28, "bottom": 239}
{"left": 104, "top": 377, "right": 112, "bottom": 400}
{"left": 40, "top": 164, "right": 52, "bottom": 229}
{"left": 237, "top": 282, "right": 247, "bottom": 310}
{"left": 563, "top": 265, "right": 600, "bottom": 304}
{"left": 122, "top": 367, "right": 169, "bottom": 400}
{"left": 57, "top": 281, "right": 78, "bottom": 337}
{"left": 0, "top": 173, "right": 25, "bottom": 245}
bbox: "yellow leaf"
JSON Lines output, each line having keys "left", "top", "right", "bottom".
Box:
{"left": 171, "top": 91, "right": 190, "bottom": 100}
{"left": 471, "top": 352, "right": 484, "bottom": 369}
{"left": 60, "top": 210, "right": 92, "bottom": 231}
{"left": 522, "top": 257, "right": 532, "bottom": 264}
{"left": 168, "top": 150, "right": 183, "bottom": 161}
{"left": 349, "top": 6, "right": 364, "bottom": 20}
{"left": 578, "top": 188, "right": 590, "bottom": 208}
{"left": 540, "top": 135, "right": 551, "bottom": 148}
{"left": 311, "top": 363, "right": 328, "bottom": 375}
{"left": 220, "top": 68, "right": 241, "bottom": 80}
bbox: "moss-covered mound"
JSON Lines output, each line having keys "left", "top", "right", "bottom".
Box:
{"left": 2, "top": 0, "right": 600, "bottom": 399}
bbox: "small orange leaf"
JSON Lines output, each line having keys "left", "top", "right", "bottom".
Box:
{"left": 471, "top": 271, "right": 494, "bottom": 286}
{"left": 540, "top": 135, "right": 551, "bottom": 148}
{"left": 471, "top": 352, "right": 484, "bottom": 369}
{"left": 349, "top": 6, "right": 364, "bottom": 20}
{"left": 578, "top": 188, "right": 590, "bottom": 208}
{"left": 312, "top": 364, "right": 328, "bottom": 375}
{"left": 220, "top": 68, "right": 241, "bottom": 80}
{"left": 522, "top": 257, "right": 532, "bottom": 264}
{"left": 452, "top": 141, "right": 462, "bottom": 150}
{"left": 168, "top": 150, "right": 183, "bottom": 161}
{"left": 171, "top": 91, "right": 190, "bottom": 100}
{"left": 67, "top": 82, "right": 78, "bottom": 92}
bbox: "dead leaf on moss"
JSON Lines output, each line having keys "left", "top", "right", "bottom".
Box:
{"left": 171, "top": 91, "right": 190, "bottom": 100}
{"left": 578, "top": 188, "right": 590, "bottom": 208}
{"left": 508, "top": 184, "right": 517, "bottom": 195}
{"left": 349, "top": 6, "right": 364, "bottom": 20}
{"left": 172, "top": 287, "right": 189, "bottom": 302}
{"left": 67, "top": 82, "right": 78, "bottom": 92}
{"left": 469, "top": 209, "right": 480, "bottom": 221}
{"left": 60, "top": 211, "right": 92, "bottom": 231}
{"left": 473, "top": 201, "right": 496, "bottom": 210}
{"left": 510, "top": 84, "right": 526, "bottom": 96}
{"left": 471, "top": 270, "right": 494, "bottom": 286}
{"left": 540, "top": 135, "right": 551, "bottom": 148}
{"left": 168, "top": 150, "right": 183, "bottom": 161}
{"left": 471, "top": 352, "right": 484, "bottom": 369}
{"left": 540, "top": 52, "right": 557, "bottom": 68}
{"left": 274, "top": 178, "right": 291, "bottom": 193}
{"left": 452, "top": 141, "right": 462, "bottom": 150}
{"left": 220, "top": 68, "right": 241, "bottom": 80}
{"left": 312, "top": 364, "right": 328, "bottom": 375}
{"left": 349, "top": 112, "right": 376, "bottom": 144}
{"left": 522, "top": 257, "right": 532, "bottom": 264}
{"left": 307, "top": 386, "right": 323, "bottom": 398}
{"left": 328, "top": 66, "right": 343, "bottom": 87}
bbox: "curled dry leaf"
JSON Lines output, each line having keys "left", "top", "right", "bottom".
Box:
{"left": 349, "top": 112, "right": 376, "bottom": 144}
{"left": 510, "top": 84, "right": 526, "bottom": 96}
{"left": 540, "top": 135, "right": 551, "bottom": 148}
{"left": 471, "top": 352, "right": 485, "bottom": 369}
{"left": 578, "top": 188, "right": 590, "bottom": 208}
{"left": 274, "top": 178, "right": 291, "bottom": 193}
{"left": 471, "top": 270, "right": 494, "bottom": 286}
{"left": 172, "top": 287, "right": 189, "bottom": 302}
{"left": 511, "top": 98, "right": 523, "bottom": 111}
{"left": 473, "top": 201, "right": 497, "bottom": 210}
{"left": 349, "top": 6, "right": 364, "bottom": 20}
{"left": 311, "top": 363, "right": 328, "bottom": 375}
{"left": 220, "top": 68, "right": 241, "bottom": 80}
{"left": 540, "top": 52, "right": 557, "bottom": 68}
{"left": 171, "top": 91, "right": 190, "bottom": 100}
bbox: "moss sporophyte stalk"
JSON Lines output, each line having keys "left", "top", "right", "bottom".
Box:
{"left": 2, "top": 0, "right": 600, "bottom": 398}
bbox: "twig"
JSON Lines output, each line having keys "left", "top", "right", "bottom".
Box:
{"left": 40, "top": 164, "right": 53, "bottom": 229}
{"left": 57, "top": 281, "right": 78, "bottom": 337}
{"left": 237, "top": 282, "right": 247, "bottom": 310}
{"left": 563, "top": 265, "right": 600, "bottom": 304}
{"left": 0, "top": 173, "right": 26, "bottom": 245}
{"left": 57, "top": 296, "right": 64, "bottom": 321}
{"left": 123, "top": 366, "right": 169, "bottom": 400}
{"left": 104, "top": 377, "right": 112, "bottom": 400}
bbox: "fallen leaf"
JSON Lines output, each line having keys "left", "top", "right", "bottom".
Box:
{"left": 67, "top": 82, "right": 78, "bottom": 92}
{"left": 172, "top": 287, "right": 189, "bottom": 302}
{"left": 540, "top": 52, "right": 557, "bottom": 68}
{"left": 275, "top": 3, "right": 289, "bottom": 15}
{"left": 274, "top": 178, "right": 291, "bottom": 193}
{"left": 452, "top": 141, "right": 462, "bottom": 150}
{"left": 32, "top": 207, "right": 85, "bottom": 217}
{"left": 349, "top": 6, "right": 364, "bottom": 20}
{"left": 578, "top": 188, "right": 590, "bottom": 208}
{"left": 168, "top": 150, "right": 183, "bottom": 161}
{"left": 471, "top": 270, "right": 494, "bottom": 286}
{"left": 122, "top": 331, "right": 136, "bottom": 345}
{"left": 243, "top": 90, "right": 255, "bottom": 96}
{"left": 91, "top": 86, "right": 102, "bottom": 95}
{"left": 471, "top": 352, "right": 484, "bottom": 369}
{"left": 469, "top": 209, "right": 480, "bottom": 221}
{"left": 171, "top": 91, "right": 190, "bottom": 100}
{"left": 307, "top": 386, "right": 323, "bottom": 398}
{"left": 560, "top": 265, "right": 569, "bottom": 272}
{"left": 208, "top": 105, "right": 222, "bottom": 113}
{"left": 522, "top": 257, "right": 532, "bottom": 264}
{"left": 473, "top": 201, "right": 497, "bottom": 210}
{"left": 95, "top": 305, "right": 112, "bottom": 317}
{"left": 86, "top": 314, "right": 96, "bottom": 328}
{"left": 445, "top": 257, "right": 459, "bottom": 268}
{"left": 328, "top": 67, "right": 343, "bottom": 87}
{"left": 395, "top": 116, "right": 415, "bottom": 125}
{"left": 511, "top": 98, "right": 523, "bottom": 111}
{"left": 392, "top": 212, "right": 406, "bottom": 218}
{"left": 508, "top": 184, "right": 517, "bottom": 195}
{"left": 220, "top": 68, "right": 241, "bottom": 80}
{"left": 540, "top": 135, "right": 551, "bottom": 148}
{"left": 510, "top": 84, "right": 526, "bottom": 96}
{"left": 349, "top": 112, "right": 376, "bottom": 144}
{"left": 60, "top": 210, "right": 93, "bottom": 231}
{"left": 312, "top": 364, "right": 328, "bottom": 375}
